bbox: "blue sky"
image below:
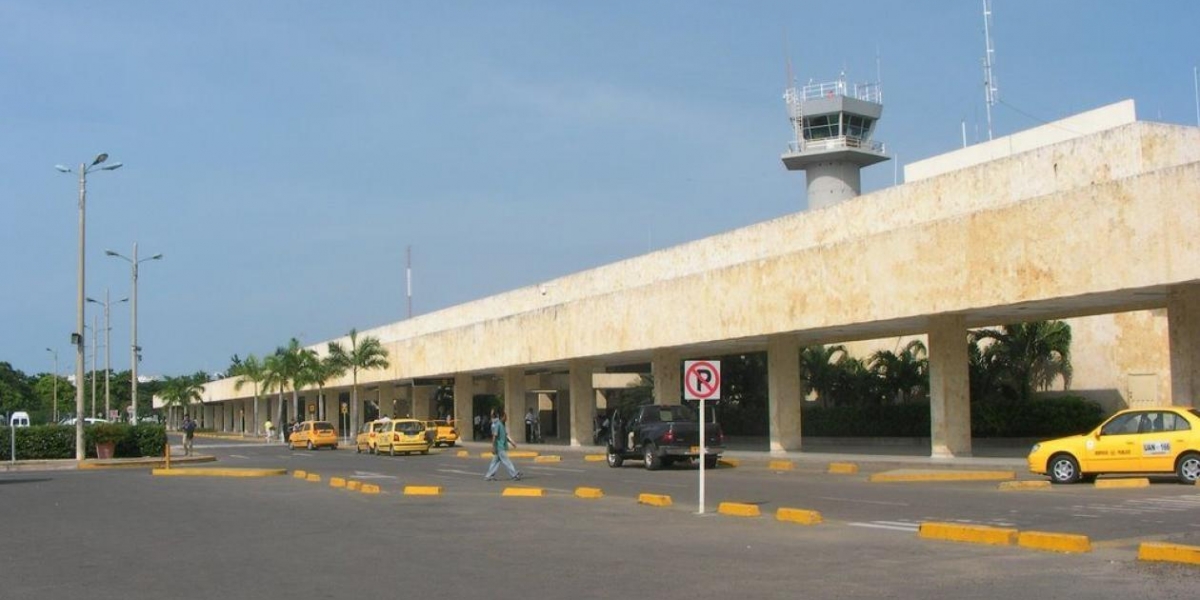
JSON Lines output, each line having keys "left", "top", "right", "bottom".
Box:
{"left": 3, "top": 1, "right": 1197, "bottom": 378}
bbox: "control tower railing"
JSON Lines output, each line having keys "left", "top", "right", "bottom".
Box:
{"left": 786, "top": 135, "right": 885, "bottom": 155}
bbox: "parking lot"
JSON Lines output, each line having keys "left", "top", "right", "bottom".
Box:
{"left": 3, "top": 438, "right": 1198, "bottom": 599}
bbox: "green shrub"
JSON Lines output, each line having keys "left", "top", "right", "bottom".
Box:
{"left": 801, "top": 395, "right": 1105, "bottom": 438}
{"left": 0, "top": 424, "right": 166, "bottom": 460}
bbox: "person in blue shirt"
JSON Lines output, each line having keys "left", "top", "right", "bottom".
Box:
{"left": 484, "top": 410, "right": 522, "bottom": 481}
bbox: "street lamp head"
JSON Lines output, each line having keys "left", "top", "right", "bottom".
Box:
{"left": 100, "top": 162, "right": 123, "bottom": 171}
{"left": 54, "top": 165, "right": 72, "bottom": 173}
{"left": 117, "top": 297, "right": 129, "bottom": 304}
{"left": 150, "top": 254, "right": 164, "bottom": 261}
{"left": 92, "top": 153, "right": 108, "bottom": 166}
{"left": 86, "top": 297, "right": 99, "bottom": 304}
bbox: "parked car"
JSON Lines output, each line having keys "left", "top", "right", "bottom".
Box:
{"left": 59, "top": 417, "right": 111, "bottom": 426}
{"left": 355, "top": 419, "right": 386, "bottom": 454}
{"left": 288, "top": 420, "right": 339, "bottom": 451}
{"left": 423, "top": 419, "right": 459, "bottom": 447}
{"left": 375, "top": 419, "right": 431, "bottom": 456}
{"left": 1027, "top": 407, "right": 1200, "bottom": 484}
{"left": 607, "top": 404, "right": 724, "bottom": 470}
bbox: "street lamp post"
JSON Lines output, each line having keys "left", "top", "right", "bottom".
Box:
{"left": 88, "top": 290, "right": 128, "bottom": 420}
{"left": 45, "top": 348, "right": 58, "bottom": 423}
{"left": 56, "top": 153, "right": 122, "bottom": 460}
{"left": 107, "top": 243, "right": 162, "bottom": 425}
{"left": 91, "top": 315, "right": 98, "bottom": 419}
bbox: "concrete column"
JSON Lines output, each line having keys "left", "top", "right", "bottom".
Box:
{"left": 928, "top": 315, "right": 972, "bottom": 458}
{"left": 504, "top": 367, "right": 527, "bottom": 443}
{"left": 412, "top": 386, "right": 432, "bottom": 420}
{"left": 1168, "top": 284, "right": 1200, "bottom": 407}
{"left": 652, "top": 349, "right": 681, "bottom": 405}
{"left": 569, "top": 360, "right": 599, "bottom": 447}
{"left": 454, "top": 373, "right": 473, "bottom": 440}
{"left": 768, "top": 335, "right": 803, "bottom": 453}
{"left": 381, "top": 385, "right": 396, "bottom": 420}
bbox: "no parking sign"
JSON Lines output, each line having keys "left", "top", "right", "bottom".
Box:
{"left": 683, "top": 360, "right": 721, "bottom": 401}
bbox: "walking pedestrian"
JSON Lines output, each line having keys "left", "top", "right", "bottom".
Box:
{"left": 182, "top": 414, "right": 197, "bottom": 456}
{"left": 484, "top": 410, "right": 521, "bottom": 481}
{"left": 264, "top": 419, "right": 274, "bottom": 442}
{"left": 525, "top": 408, "right": 536, "bottom": 443}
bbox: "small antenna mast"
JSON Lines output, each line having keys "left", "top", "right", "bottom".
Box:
{"left": 1193, "top": 65, "right": 1199, "bottom": 127}
{"left": 981, "top": 0, "right": 998, "bottom": 141}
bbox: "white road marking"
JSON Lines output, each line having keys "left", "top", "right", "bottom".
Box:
{"left": 437, "top": 469, "right": 484, "bottom": 477}
{"left": 353, "top": 471, "right": 397, "bottom": 479}
{"left": 849, "top": 521, "right": 920, "bottom": 533}
{"left": 817, "top": 496, "right": 908, "bottom": 506}
{"left": 530, "top": 466, "right": 586, "bottom": 473}
{"left": 229, "top": 455, "right": 249, "bottom": 459}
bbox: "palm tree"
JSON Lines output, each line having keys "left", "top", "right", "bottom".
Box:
{"left": 297, "top": 349, "right": 345, "bottom": 425}
{"left": 971, "top": 320, "right": 1073, "bottom": 402}
{"left": 263, "top": 339, "right": 306, "bottom": 429}
{"left": 231, "top": 354, "right": 266, "bottom": 435}
{"left": 158, "top": 374, "right": 203, "bottom": 428}
{"left": 328, "top": 329, "right": 390, "bottom": 437}
{"left": 799, "top": 345, "right": 848, "bottom": 407}
{"left": 869, "top": 340, "right": 929, "bottom": 404}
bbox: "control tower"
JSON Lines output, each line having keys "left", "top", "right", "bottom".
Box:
{"left": 782, "top": 73, "right": 889, "bottom": 209}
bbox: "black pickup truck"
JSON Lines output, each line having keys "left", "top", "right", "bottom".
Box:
{"left": 606, "top": 404, "right": 724, "bottom": 470}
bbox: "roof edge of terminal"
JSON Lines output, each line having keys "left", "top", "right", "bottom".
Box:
{"left": 904, "top": 99, "right": 1137, "bottom": 183}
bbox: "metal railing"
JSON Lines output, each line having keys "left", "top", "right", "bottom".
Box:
{"left": 786, "top": 135, "right": 885, "bottom": 155}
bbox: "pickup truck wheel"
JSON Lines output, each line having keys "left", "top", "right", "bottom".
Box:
{"left": 606, "top": 447, "right": 624, "bottom": 468}
{"left": 704, "top": 456, "right": 719, "bottom": 469}
{"left": 643, "top": 442, "right": 662, "bottom": 471}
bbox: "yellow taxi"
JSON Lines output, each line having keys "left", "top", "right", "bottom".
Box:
{"left": 1028, "top": 407, "right": 1200, "bottom": 484}
{"left": 375, "top": 419, "right": 432, "bottom": 456}
{"left": 355, "top": 419, "right": 387, "bottom": 454}
{"left": 424, "top": 419, "right": 460, "bottom": 447}
{"left": 289, "top": 420, "right": 339, "bottom": 451}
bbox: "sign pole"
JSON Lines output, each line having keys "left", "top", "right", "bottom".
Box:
{"left": 683, "top": 360, "right": 720, "bottom": 516}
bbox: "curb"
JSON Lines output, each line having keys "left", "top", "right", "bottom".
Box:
{"left": 575, "top": 487, "right": 604, "bottom": 499}
{"left": 1095, "top": 478, "right": 1149, "bottom": 489}
{"left": 347, "top": 480, "right": 362, "bottom": 491}
{"left": 534, "top": 455, "right": 561, "bottom": 463}
{"left": 305, "top": 473, "right": 321, "bottom": 482}
{"left": 999, "top": 480, "right": 1051, "bottom": 491}
{"left": 502, "top": 487, "right": 544, "bottom": 497}
{"left": 330, "top": 477, "right": 347, "bottom": 488}
{"left": 718, "top": 458, "right": 740, "bottom": 468}
{"left": 151, "top": 467, "right": 287, "bottom": 477}
{"left": 584, "top": 454, "right": 606, "bottom": 462}
{"left": 1017, "top": 531, "right": 1092, "bottom": 553}
{"left": 360, "top": 483, "right": 381, "bottom": 494}
{"left": 767, "top": 460, "right": 794, "bottom": 471}
{"left": 404, "top": 485, "right": 443, "bottom": 496}
{"left": 1138, "top": 541, "right": 1200, "bottom": 566}
{"left": 292, "top": 470, "right": 308, "bottom": 479}
{"left": 827, "top": 462, "right": 859, "bottom": 475}
{"left": 870, "top": 470, "right": 1015, "bottom": 483}
{"left": 918, "top": 522, "right": 1018, "bottom": 546}
{"left": 78, "top": 456, "right": 217, "bottom": 470}
{"left": 718, "top": 502, "right": 761, "bottom": 517}
{"left": 638, "top": 493, "right": 673, "bottom": 507}
{"left": 776, "top": 507, "right": 823, "bottom": 525}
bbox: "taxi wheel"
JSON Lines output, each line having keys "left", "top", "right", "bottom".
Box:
{"left": 1176, "top": 452, "right": 1200, "bottom": 484}
{"left": 1049, "top": 454, "right": 1080, "bottom": 484}
{"left": 356, "top": 444, "right": 361, "bottom": 454}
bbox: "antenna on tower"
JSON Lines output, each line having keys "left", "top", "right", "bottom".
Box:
{"left": 981, "top": 0, "right": 999, "bottom": 141}
{"left": 406, "top": 245, "right": 412, "bottom": 319}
